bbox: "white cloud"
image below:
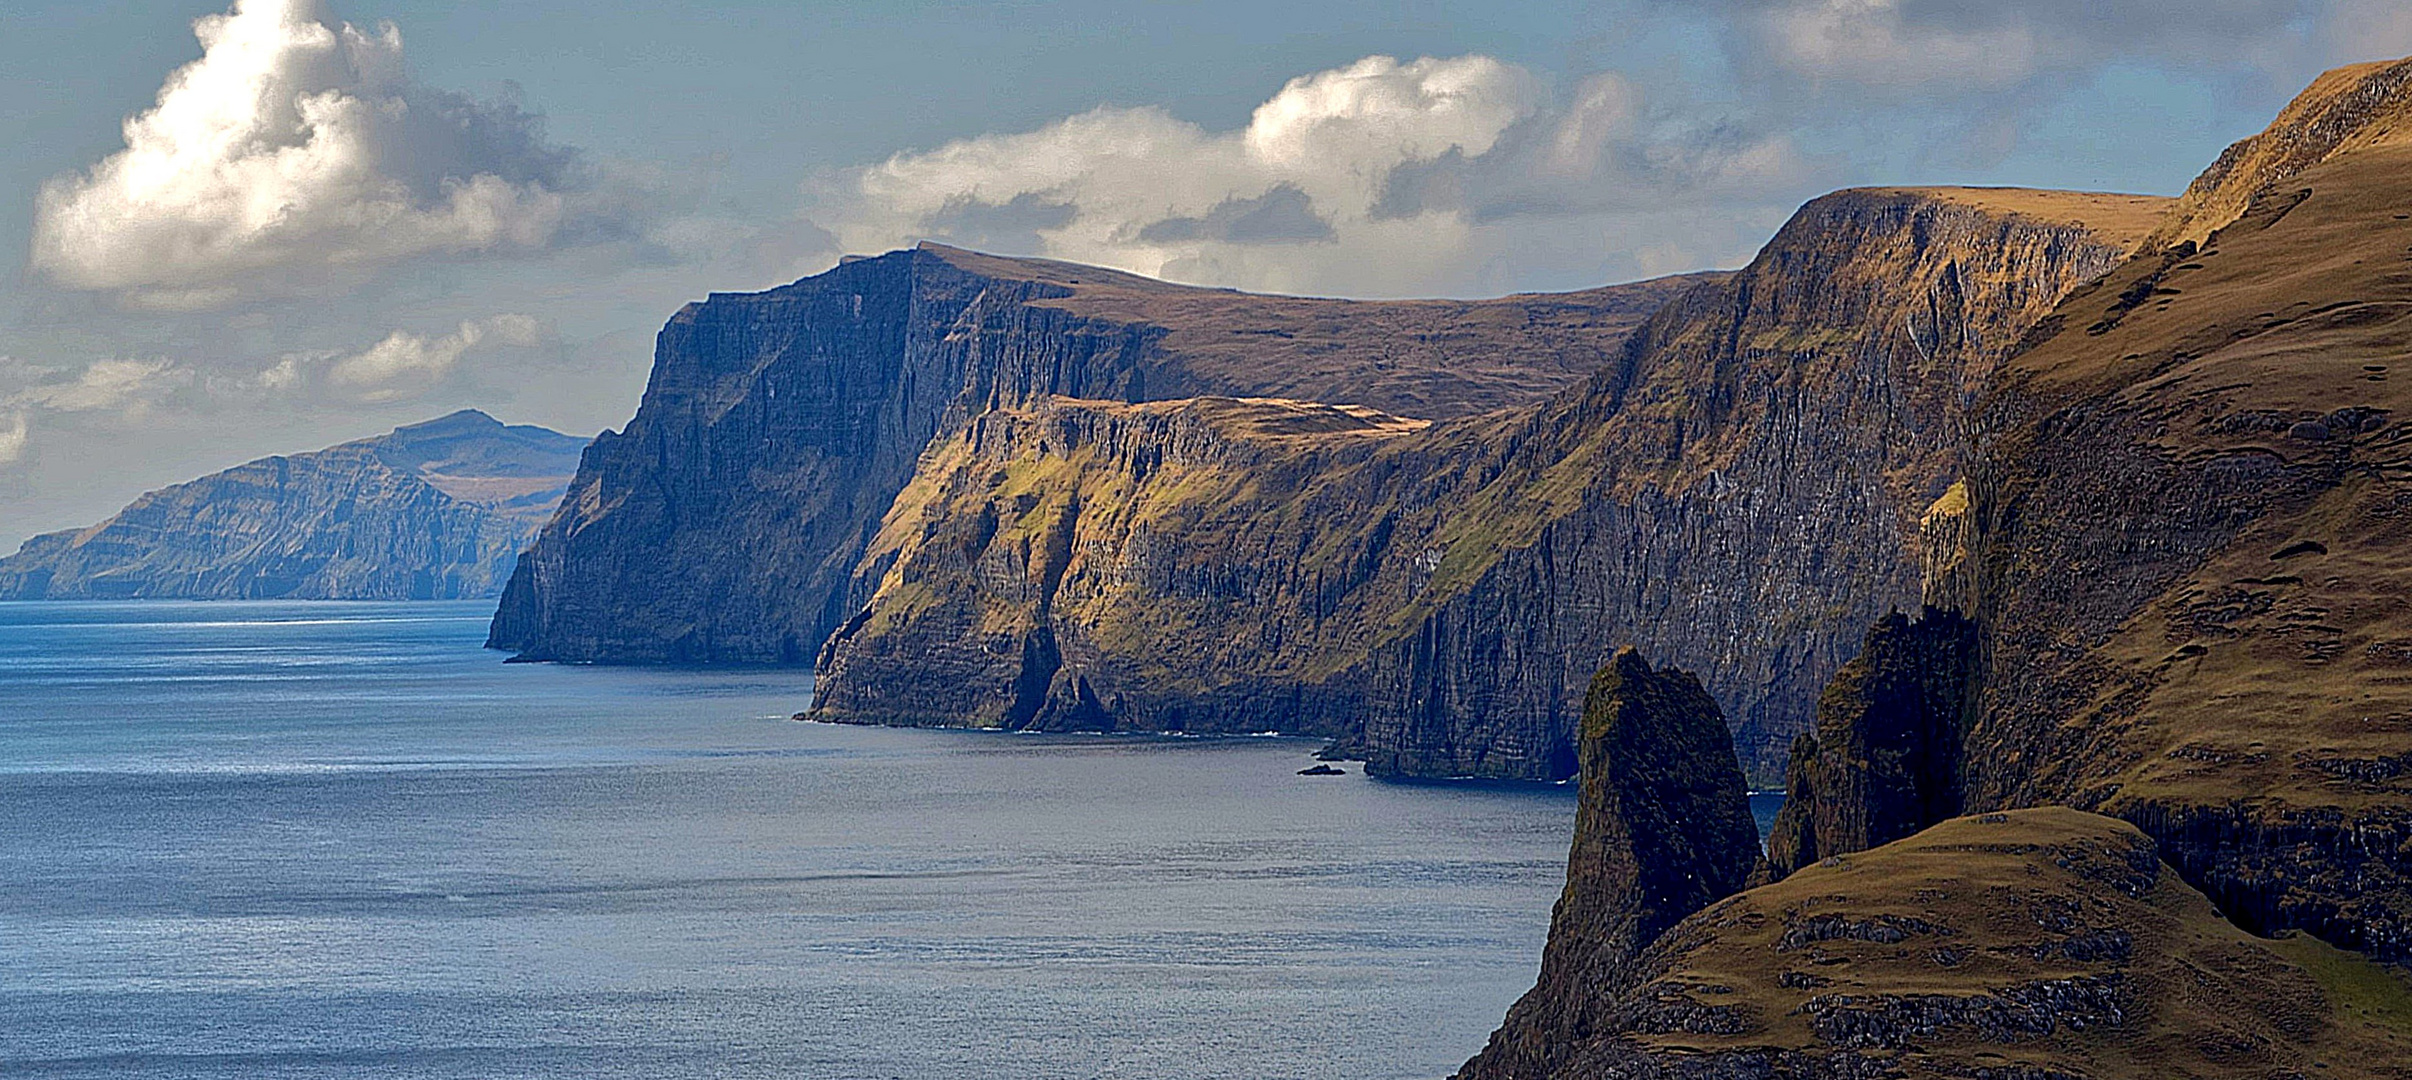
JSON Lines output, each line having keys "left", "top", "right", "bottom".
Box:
{"left": 1754, "top": 0, "right": 2041, "bottom": 88}
{"left": 1, "top": 358, "right": 193, "bottom": 417}
{"left": 30, "top": 0, "right": 592, "bottom": 306}
{"left": 0, "top": 312, "right": 540, "bottom": 472}
{"left": 816, "top": 54, "right": 1807, "bottom": 296}
{"left": 0, "top": 357, "right": 198, "bottom": 469}
{"left": 323, "top": 314, "right": 544, "bottom": 403}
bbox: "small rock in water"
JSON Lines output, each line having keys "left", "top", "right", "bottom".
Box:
{"left": 1298, "top": 764, "right": 1346, "bottom": 776}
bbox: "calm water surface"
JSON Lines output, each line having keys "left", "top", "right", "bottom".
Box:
{"left": 0, "top": 601, "right": 1604, "bottom": 1079}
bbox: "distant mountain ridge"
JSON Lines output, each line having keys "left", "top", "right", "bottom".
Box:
{"left": 0, "top": 410, "right": 584, "bottom": 600}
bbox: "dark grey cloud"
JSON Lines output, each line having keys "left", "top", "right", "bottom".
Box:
{"left": 1137, "top": 185, "right": 1337, "bottom": 245}
{"left": 920, "top": 192, "right": 1081, "bottom": 254}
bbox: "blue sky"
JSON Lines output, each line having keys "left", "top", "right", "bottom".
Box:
{"left": 3, "top": 0, "right": 2406, "bottom": 547}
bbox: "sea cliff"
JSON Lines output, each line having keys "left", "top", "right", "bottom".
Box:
{"left": 0, "top": 410, "right": 580, "bottom": 601}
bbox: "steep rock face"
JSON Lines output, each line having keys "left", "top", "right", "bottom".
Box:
{"left": 811, "top": 395, "right": 1426, "bottom": 732}
{"left": 488, "top": 244, "right": 1712, "bottom": 663}
{"left": 814, "top": 189, "right": 2164, "bottom": 778}
{"left": 1457, "top": 649, "right": 1759, "bottom": 1080}
{"left": 1762, "top": 607, "right": 1977, "bottom": 878}
{"left": 1487, "top": 809, "right": 2412, "bottom": 1078}
{"left": 1359, "top": 190, "right": 2165, "bottom": 782}
{"left": 0, "top": 410, "right": 580, "bottom": 601}
{"left": 1957, "top": 138, "right": 2412, "bottom": 963}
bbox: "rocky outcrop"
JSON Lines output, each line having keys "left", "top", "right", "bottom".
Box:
{"left": 487, "top": 244, "right": 1711, "bottom": 664}
{"left": 0, "top": 410, "right": 581, "bottom": 600}
{"left": 1477, "top": 809, "right": 2412, "bottom": 1078}
{"left": 1457, "top": 649, "right": 1759, "bottom": 1080}
{"left": 812, "top": 190, "right": 2166, "bottom": 780}
{"left": 1762, "top": 608, "right": 1978, "bottom": 878}
{"left": 1358, "top": 190, "right": 2165, "bottom": 782}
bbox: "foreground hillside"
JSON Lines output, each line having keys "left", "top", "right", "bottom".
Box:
{"left": 0, "top": 410, "right": 583, "bottom": 601}
{"left": 1463, "top": 55, "right": 2412, "bottom": 1078}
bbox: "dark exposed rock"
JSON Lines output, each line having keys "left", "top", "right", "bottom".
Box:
{"left": 1466, "top": 54, "right": 2412, "bottom": 1080}
{"left": 0, "top": 410, "right": 581, "bottom": 600}
{"left": 1457, "top": 648, "right": 1759, "bottom": 1080}
{"left": 1763, "top": 607, "right": 1979, "bottom": 878}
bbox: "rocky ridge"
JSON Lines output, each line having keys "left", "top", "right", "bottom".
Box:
{"left": 0, "top": 410, "right": 581, "bottom": 600}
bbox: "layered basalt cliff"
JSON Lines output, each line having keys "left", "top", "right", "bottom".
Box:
{"left": 813, "top": 189, "right": 2166, "bottom": 779}
{"left": 1458, "top": 650, "right": 1759, "bottom": 1080}
{"left": 810, "top": 394, "right": 1431, "bottom": 732}
{"left": 487, "top": 245, "right": 1710, "bottom": 664}
{"left": 0, "top": 410, "right": 580, "bottom": 601}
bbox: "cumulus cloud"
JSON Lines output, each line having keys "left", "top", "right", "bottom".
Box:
{"left": 1, "top": 357, "right": 194, "bottom": 418}
{"left": 30, "top": 0, "right": 597, "bottom": 306}
{"left": 0, "top": 357, "right": 200, "bottom": 468}
{"left": 815, "top": 54, "right": 1809, "bottom": 296}
{"left": 321, "top": 314, "right": 543, "bottom": 402}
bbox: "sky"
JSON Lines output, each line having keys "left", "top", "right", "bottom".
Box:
{"left": 4, "top": 0, "right": 2410, "bottom": 551}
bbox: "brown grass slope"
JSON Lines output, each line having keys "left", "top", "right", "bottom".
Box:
{"left": 1511, "top": 809, "right": 2412, "bottom": 1078}
{"left": 1957, "top": 137, "right": 2412, "bottom": 963}
{"left": 926, "top": 244, "right": 1719, "bottom": 420}
{"left": 2149, "top": 56, "right": 2412, "bottom": 249}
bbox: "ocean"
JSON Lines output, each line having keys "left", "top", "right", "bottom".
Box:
{"left": 0, "top": 600, "right": 1611, "bottom": 1079}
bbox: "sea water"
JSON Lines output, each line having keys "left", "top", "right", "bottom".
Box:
{"left": 0, "top": 601, "right": 1630, "bottom": 1080}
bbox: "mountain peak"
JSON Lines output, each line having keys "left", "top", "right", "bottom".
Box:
{"left": 2149, "top": 54, "right": 2412, "bottom": 248}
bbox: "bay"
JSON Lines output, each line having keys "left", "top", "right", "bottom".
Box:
{"left": 0, "top": 601, "right": 1589, "bottom": 1080}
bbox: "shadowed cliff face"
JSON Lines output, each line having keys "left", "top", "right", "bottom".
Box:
{"left": 1457, "top": 649, "right": 1758, "bottom": 1080}
{"left": 1762, "top": 608, "right": 1977, "bottom": 878}
{"left": 1487, "top": 809, "right": 2412, "bottom": 1079}
{"left": 813, "top": 190, "right": 2164, "bottom": 780}
{"left": 486, "top": 246, "right": 1709, "bottom": 664}
{"left": 0, "top": 410, "right": 581, "bottom": 601}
